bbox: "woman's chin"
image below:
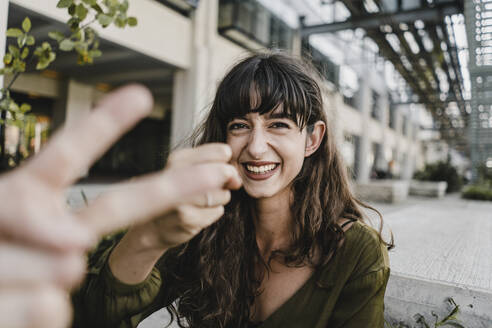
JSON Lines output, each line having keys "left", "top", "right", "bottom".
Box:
{"left": 243, "top": 186, "right": 275, "bottom": 199}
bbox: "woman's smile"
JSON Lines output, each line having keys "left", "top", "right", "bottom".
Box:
{"left": 242, "top": 162, "right": 281, "bottom": 180}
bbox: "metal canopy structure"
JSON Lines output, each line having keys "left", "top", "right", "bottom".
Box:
{"left": 300, "top": 0, "right": 468, "bottom": 145}
{"left": 465, "top": 0, "right": 492, "bottom": 180}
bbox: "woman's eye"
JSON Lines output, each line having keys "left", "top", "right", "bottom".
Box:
{"left": 228, "top": 123, "right": 248, "bottom": 130}
{"left": 270, "top": 122, "right": 289, "bottom": 129}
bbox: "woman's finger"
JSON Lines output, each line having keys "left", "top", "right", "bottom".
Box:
{"left": 167, "top": 143, "right": 232, "bottom": 168}
{"left": 78, "top": 163, "right": 240, "bottom": 237}
{"left": 0, "top": 286, "right": 72, "bottom": 328}
{"left": 191, "top": 189, "right": 231, "bottom": 208}
{"left": 180, "top": 205, "right": 225, "bottom": 229}
{"left": 25, "top": 84, "right": 153, "bottom": 189}
{"left": 0, "top": 243, "right": 85, "bottom": 289}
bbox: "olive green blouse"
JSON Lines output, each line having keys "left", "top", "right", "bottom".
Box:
{"left": 72, "top": 221, "right": 390, "bottom": 328}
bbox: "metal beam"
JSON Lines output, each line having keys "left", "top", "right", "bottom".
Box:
{"left": 301, "top": 3, "right": 461, "bottom": 36}
{"left": 409, "top": 25, "right": 441, "bottom": 91}
{"left": 338, "top": 0, "right": 458, "bottom": 133}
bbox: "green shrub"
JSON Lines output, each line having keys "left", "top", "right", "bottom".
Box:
{"left": 413, "top": 161, "right": 463, "bottom": 193}
{"left": 462, "top": 184, "right": 492, "bottom": 201}
{"left": 476, "top": 164, "right": 492, "bottom": 187}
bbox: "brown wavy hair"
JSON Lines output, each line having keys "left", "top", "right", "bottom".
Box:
{"left": 161, "top": 52, "right": 393, "bottom": 328}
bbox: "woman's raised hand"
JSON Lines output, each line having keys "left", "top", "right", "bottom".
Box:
{"left": 79, "top": 143, "right": 241, "bottom": 239}
{"left": 125, "top": 144, "right": 242, "bottom": 250}
{"left": 107, "top": 144, "right": 242, "bottom": 285}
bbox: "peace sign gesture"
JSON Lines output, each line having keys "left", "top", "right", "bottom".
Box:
{"left": 0, "top": 85, "right": 241, "bottom": 328}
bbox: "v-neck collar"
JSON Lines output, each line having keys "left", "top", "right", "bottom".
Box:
{"left": 248, "top": 221, "right": 360, "bottom": 327}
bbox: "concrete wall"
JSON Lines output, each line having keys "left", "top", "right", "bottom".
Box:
{"left": 11, "top": 0, "right": 192, "bottom": 69}
{"left": 0, "top": 0, "right": 8, "bottom": 89}
{"left": 170, "top": 0, "right": 247, "bottom": 147}
{"left": 385, "top": 273, "right": 492, "bottom": 328}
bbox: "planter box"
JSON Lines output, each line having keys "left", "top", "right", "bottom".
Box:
{"left": 355, "top": 179, "right": 409, "bottom": 203}
{"left": 410, "top": 180, "right": 447, "bottom": 198}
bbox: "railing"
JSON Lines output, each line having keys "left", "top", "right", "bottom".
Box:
{"left": 218, "top": 0, "right": 293, "bottom": 50}
{"left": 156, "top": 0, "right": 199, "bottom": 16}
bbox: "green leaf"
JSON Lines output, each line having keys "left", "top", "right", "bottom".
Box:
{"left": 22, "top": 17, "right": 31, "bottom": 33}
{"left": 17, "top": 34, "right": 27, "bottom": 48}
{"left": 76, "top": 4, "right": 88, "bottom": 20}
{"left": 41, "top": 42, "right": 52, "bottom": 50}
{"left": 74, "top": 42, "right": 86, "bottom": 53}
{"left": 115, "top": 15, "right": 126, "bottom": 28}
{"left": 20, "top": 103, "right": 31, "bottom": 113}
{"left": 3, "top": 53, "right": 12, "bottom": 65}
{"left": 82, "top": 0, "right": 97, "bottom": 5}
{"left": 12, "top": 58, "right": 26, "bottom": 73}
{"left": 36, "top": 58, "right": 49, "bottom": 70}
{"left": 26, "top": 35, "right": 35, "bottom": 45}
{"left": 91, "top": 4, "right": 104, "bottom": 13}
{"left": 67, "top": 17, "right": 80, "bottom": 31}
{"left": 57, "top": 0, "right": 73, "bottom": 8}
{"left": 8, "top": 45, "right": 20, "bottom": 57}
{"left": 89, "top": 49, "right": 102, "bottom": 57}
{"left": 21, "top": 47, "right": 29, "bottom": 59}
{"left": 68, "top": 4, "right": 76, "bottom": 15}
{"left": 8, "top": 100, "right": 19, "bottom": 112}
{"left": 48, "top": 51, "right": 56, "bottom": 62}
{"left": 6, "top": 28, "right": 23, "bottom": 38}
{"left": 127, "top": 17, "right": 137, "bottom": 26}
{"left": 33, "top": 46, "right": 43, "bottom": 57}
{"left": 0, "top": 67, "right": 13, "bottom": 75}
{"left": 118, "top": 0, "right": 129, "bottom": 12}
{"left": 97, "top": 13, "right": 113, "bottom": 26}
{"left": 48, "top": 31, "right": 65, "bottom": 42}
{"left": 59, "top": 39, "right": 75, "bottom": 51}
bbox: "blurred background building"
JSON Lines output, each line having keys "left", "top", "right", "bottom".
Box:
{"left": 0, "top": 0, "right": 489, "bottom": 186}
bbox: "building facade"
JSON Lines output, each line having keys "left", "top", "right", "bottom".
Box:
{"left": 0, "top": 0, "right": 422, "bottom": 182}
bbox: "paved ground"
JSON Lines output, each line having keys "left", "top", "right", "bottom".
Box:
{"left": 369, "top": 194, "right": 492, "bottom": 327}
{"left": 68, "top": 185, "right": 492, "bottom": 327}
{"left": 369, "top": 194, "right": 492, "bottom": 292}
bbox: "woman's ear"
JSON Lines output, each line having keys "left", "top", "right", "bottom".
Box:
{"left": 305, "top": 121, "right": 326, "bottom": 157}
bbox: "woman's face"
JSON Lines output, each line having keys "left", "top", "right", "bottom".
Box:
{"left": 226, "top": 107, "right": 308, "bottom": 200}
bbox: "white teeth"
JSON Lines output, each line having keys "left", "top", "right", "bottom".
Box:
{"left": 246, "top": 164, "right": 277, "bottom": 174}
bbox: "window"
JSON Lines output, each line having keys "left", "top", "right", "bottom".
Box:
{"left": 371, "top": 90, "right": 380, "bottom": 120}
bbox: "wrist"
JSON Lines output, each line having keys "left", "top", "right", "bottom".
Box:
{"left": 108, "top": 227, "right": 167, "bottom": 284}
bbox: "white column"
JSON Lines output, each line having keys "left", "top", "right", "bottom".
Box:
{"left": 170, "top": 69, "right": 195, "bottom": 148}
{"left": 380, "top": 89, "right": 391, "bottom": 171}
{"left": 356, "top": 72, "right": 372, "bottom": 183}
{"left": 170, "top": 0, "right": 217, "bottom": 148}
{"left": 0, "top": 0, "right": 10, "bottom": 89}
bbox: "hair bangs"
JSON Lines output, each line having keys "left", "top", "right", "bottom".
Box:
{"left": 214, "top": 55, "right": 313, "bottom": 128}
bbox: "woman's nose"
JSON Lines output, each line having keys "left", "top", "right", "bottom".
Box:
{"left": 247, "top": 128, "right": 269, "bottom": 159}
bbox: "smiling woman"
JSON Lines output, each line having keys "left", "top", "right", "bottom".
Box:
{"left": 73, "top": 52, "right": 393, "bottom": 328}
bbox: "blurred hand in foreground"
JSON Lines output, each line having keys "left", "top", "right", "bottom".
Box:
{"left": 0, "top": 84, "right": 241, "bottom": 328}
